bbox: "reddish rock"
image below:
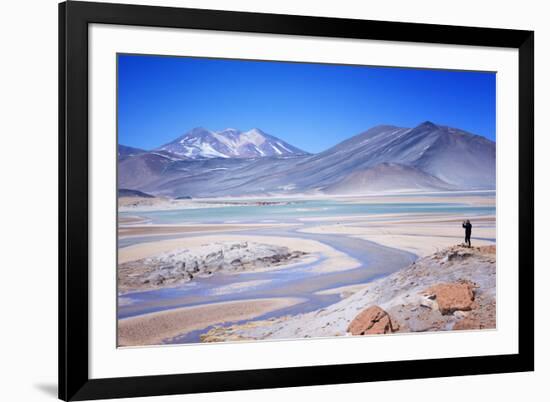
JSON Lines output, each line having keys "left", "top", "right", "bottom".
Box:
{"left": 422, "top": 281, "right": 476, "bottom": 315}
{"left": 347, "top": 306, "right": 397, "bottom": 335}
{"left": 478, "top": 245, "right": 496, "bottom": 255}
{"left": 453, "top": 317, "right": 482, "bottom": 330}
{"left": 453, "top": 298, "right": 496, "bottom": 331}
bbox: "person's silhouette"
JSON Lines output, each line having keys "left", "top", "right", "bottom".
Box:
{"left": 462, "top": 220, "right": 472, "bottom": 247}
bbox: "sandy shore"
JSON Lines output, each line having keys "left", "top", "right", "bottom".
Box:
{"left": 335, "top": 193, "right": 495, "bottom": 206}
{"left": 297, "top": 211, "right": 491, "bottom": 223}
{"left": 300, "top": 214, "right": 495, "bottom": 258}
{"left": 118, "top": 222, "right": 300, "bottom": 238}
{"left": 119, "top": 215, "right": 151, "bottom": 225}
{"left": 118, "top": 297, "right": 304, "bottom": 347}
{"left": 118, "top": 197, "right": 242, "bottom": 212}
{"left": 118, "top": 234, "right": 360, "bottom": 273}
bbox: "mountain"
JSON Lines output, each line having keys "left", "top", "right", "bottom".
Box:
{"left": 118, "top": 152, "right": 180, "bottom": 190}
{"left": 118, "top": 122, "right": 496, "bottom": 197}
{"left": 118, "top": 144, "right": 146, "bottom": 161}
{"left": 323, "top": 163, "right": 453, "bottom": 194}
{"left": 283, "top": 121, "right": 496, "bottom": 191}
{"left": 118, "top": 188, "right": 155, "bottom": 198}
{"left": 156, "top": 127, "right": 307, "bottom": 159}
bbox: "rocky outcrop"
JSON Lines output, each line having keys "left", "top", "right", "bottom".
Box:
{"left": 118, "top": 241, "right": 307, "bottom": 293}
{"left": 347, "top": 306, "right": 398, "bottom": 335}
{"left": 421, "top": 280, "right": 476, "bottom": 315}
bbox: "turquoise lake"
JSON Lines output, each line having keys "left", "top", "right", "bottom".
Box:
{"left": 120, "top": 198, "right": 496, "bottom": 225}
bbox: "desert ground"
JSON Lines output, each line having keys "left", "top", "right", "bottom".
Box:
{"left": 117, "top": 192, "right": 496, "bottom": 346}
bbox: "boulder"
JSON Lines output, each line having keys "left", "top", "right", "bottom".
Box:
{"left": 422, "top": 281, "right": 476, "bottom": 315}
{"left": 347, "top": 306, "right": 398, "bottom": 335}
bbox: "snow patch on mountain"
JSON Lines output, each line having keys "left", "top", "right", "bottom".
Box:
{"left": 157, "top": 127, "right": 307, "bottom": 159}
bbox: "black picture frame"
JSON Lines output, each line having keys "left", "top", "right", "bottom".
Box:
{"left": 59, "top": 1, "right": 534, "bottom": 400}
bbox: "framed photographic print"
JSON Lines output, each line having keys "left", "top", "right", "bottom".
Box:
{"left": 59, "top": 1, "right": 534, "bottom": 400}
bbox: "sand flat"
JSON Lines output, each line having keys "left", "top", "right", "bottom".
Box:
{"left": 118, "top": 297, "right": 305, "bottom": 347}
{"left": 353, "top": 233, "right": 494, "bottom": 257}
{"left": 118, "top": 215, "right": 151, "bottom": 225}
{"left": 300, "top": 215, "right": 495, "bottom": 257}
{"left": 298, "top": 212, "right": 495, "bottom": 223}
{"left": 118, "top": 222, "right": 300, "bottom": 238}
{"left": 332, "top": 193, "right": 496, "bottom": 206}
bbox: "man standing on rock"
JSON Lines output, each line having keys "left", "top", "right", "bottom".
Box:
{"left": 462, "top": 220, "right": 472, "bottom": 247}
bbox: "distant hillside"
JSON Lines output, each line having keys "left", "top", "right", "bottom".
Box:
{"left": 118, "top": 188, "right": 155, "bottom": 198}
{"left": 118, "top": 122, "right": 495, "bottom": 197}
{"left": 118, "top": 145, "right": 146, "bottom": 161}
{"left": 324, "top": 163, "right": 453, "bottom": 194}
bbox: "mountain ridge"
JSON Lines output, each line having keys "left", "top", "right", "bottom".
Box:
{"left": 118, "top": 122, "right": 495, "bottom": 197}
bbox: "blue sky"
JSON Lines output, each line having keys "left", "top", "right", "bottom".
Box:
{"left": 118, "top": 54, "right": 496, "bottom": 153}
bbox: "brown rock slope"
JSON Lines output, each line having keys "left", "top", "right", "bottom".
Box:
{"left": 201, "top": 245, "right": 496, "bottom": 342}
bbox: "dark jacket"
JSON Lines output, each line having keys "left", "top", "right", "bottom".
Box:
{"left": 462, "top": 222, "right": 472, "bottom": 235}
